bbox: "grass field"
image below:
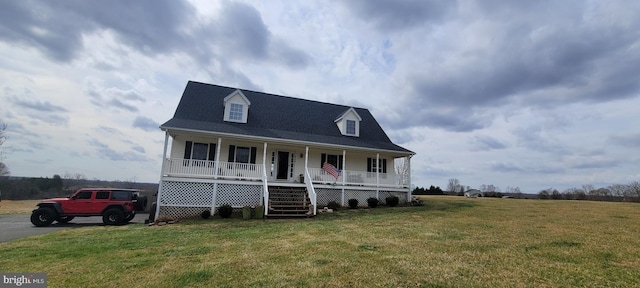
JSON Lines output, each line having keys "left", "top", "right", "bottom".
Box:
{"left": 0, "top": 199, "right": 40, "bottom": 214}
{"left": 1, "top": 196, "right": 639, "bottom": 287}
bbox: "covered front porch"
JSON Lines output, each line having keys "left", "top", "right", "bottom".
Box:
{"left": 156, "top": 132, "right": 413, "bottom": 219}
{"left": 161, "top": 158, "right": 410, "bottom": 189}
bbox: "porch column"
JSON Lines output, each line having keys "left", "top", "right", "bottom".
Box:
{"left": 305, "top": 146, "right": 309, "bottom": 171}
{"left": 342, "top": 150, "right": 346, "bottom": 186}
{"left": 342, "top": 150, "right": 346, "bottom": 205}
{"left": 376, "top": 153, "right": 380, "bottom": 199}
{"left": 407, "top": 155, "right": 413, "bottom": 202}
{"left": 263, "top": 143, "right": 268, "bottom": 170}
{"left": 155, "top": 131, "right": 170, "bottom": 219}
{"left": 214, "top": 138, "right": 222, "bottom": 179}
{"left": 262, "top": 142, "right": 269, "bottom": 215}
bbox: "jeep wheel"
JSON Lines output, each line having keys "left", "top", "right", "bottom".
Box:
{"left": 124, "top": 213, "right": 135, "bottom": 222}
{"left": 102, "top": 208, "right": 125, "bottom": 225}
{"left": 31, "top": 207, "right": 56, "bottom": 227}
{"left": 56, "top": 216, "right": 75, "bottom": 223}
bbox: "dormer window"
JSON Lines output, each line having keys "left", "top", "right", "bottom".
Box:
{"left": 223, "top": 90, "right": 251, "bottom": 123}
{"left": 229, "top": 103, "right": 243, "bottom": 121}
{"left": 335, "top": 107, "right": 362, "bottom": 137}
{"left": 346, "top": 120, "right": 356, "bottom": 135}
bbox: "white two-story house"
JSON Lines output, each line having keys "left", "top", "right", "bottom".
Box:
{"left": 155, "top": 81, "right": 415, "bottom": 218}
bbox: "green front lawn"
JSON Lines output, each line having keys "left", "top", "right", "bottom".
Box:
{"left": 1, "top": 196, "right": 639, "bottom": 287}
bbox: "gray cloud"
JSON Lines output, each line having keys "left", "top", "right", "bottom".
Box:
{"left": 86, "top": 85, "right": 144, "bottom": 112}
{"left": 11, "top": 98, "right": 67, "bottom": 113}
{"left": 0, "top": 0, "right": 193, "bottom": 62}
{"left": 217, "top": 2, "right": 270, "bottom": 60}
{"left": 0, "top": 0, "right": 310, "bottom": 73}
{"left": 490, "top": 161, "right": 564, "bottom": 174}
{"left": 96, "top": 126, "right": 122, "bottom": 135}
{"left": 0, "top": 0, "right": 310, "bottom": 72}
{"left": 513, "top": 125, "right": 571, "bottom": 156}
{"left": 87, "top": 138, "right": 150, "bottom": 162}
{"left": 351, "top": 1, "right": 640, "bottom": 132}
{"left": 108, "top": 98, "right": 138, "bottom": 112}
{"left": 132, "top": 116, "right": 159, "bottom": 132}
{"left": 339, "top": 0, "right": 455, "bottom": 31}
{"left": 569, "top": 158, "right": 619, "bottom": 170}
{"left": 9, "top": 97, "right": 69, "bottom": 125}
{"left": 131, "top": 145, "right": 146, "bottom": 154}
{"left": 0, "top": 1, "right": 86, "bottom": 61}
{"left": 198, "top": 1, "right": 311, "bottom": 70}
{"left": 471, "top": 135, "right": 507, "bottom": 151}
{"left": 610, "top": 134, "right": 640, "bottom": 148}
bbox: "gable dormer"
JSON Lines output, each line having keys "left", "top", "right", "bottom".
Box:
{"left": 335, "top": 107, "right": 362, "bottom": 137}
{"left": 223, "top": 90, "right": 251, "bottom": 123}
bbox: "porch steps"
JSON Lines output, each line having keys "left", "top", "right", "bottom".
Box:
{"left": 267, "top": 187, "right": 313, "bottom": 218}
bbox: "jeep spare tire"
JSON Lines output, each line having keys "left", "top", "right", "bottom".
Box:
{"left": 102, "top": 208, "right": 125, "bottom": 225}
{"left": 31, "top": 207, "right": 57, "bottom": 227}
{"left": 134, "top": 195, "right": 147, "bottom": 211}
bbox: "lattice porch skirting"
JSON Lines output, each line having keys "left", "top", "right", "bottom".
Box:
{"left": 158, "top": 180, "right": 263, "bottom": 219}
{"left": 316, "top": 188, "right": 408, "bottom": 208}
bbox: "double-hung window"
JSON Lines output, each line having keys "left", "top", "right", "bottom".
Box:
{"left": 229, "top": 103, "right": 243, "bottom": 121}
{"left": 320, "top": 153, "right": 343, "bottom": 170}
{"left": 228, "top": 145, "right": 257, "bottom": 169}
{"left": 367, "top": 158, "right": 387, "bottom": 177}
{"left": 184, "top": 141, "right": 216, "bottom": 166}
{"left": 346, "top": 120, "right": 356, "bottom": 135}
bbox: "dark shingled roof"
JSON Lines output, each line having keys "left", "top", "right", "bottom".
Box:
{"left": 161, "top": 81, "right": 414, "bottom": 154}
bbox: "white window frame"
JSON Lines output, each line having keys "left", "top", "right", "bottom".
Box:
{"left": 229, "top": 103, "right": 243, "bottom": 121}
{"left": 346, "top": 120, "right": 356, "bottom": 135}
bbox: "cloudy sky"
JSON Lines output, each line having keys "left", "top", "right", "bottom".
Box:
{"left": 1, "top": 0, "right": 639, "bottom": 193}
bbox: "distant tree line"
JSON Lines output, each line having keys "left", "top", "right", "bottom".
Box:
{"left": 0, "top": 173, "right": 158, "bottom": 200}
{"left": 538, "top": 182, "right": 640, "bottom": 202}
{"left": 412, "top": 185, "right": 444, "bottom": 195}
{"left": 434, "top": 177, "right": 640, "bottom": 203}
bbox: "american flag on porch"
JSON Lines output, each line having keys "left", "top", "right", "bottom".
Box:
{"left": 322, "top": 162, "right": 340, "bottom": 180}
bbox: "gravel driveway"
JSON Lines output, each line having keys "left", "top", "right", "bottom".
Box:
{"left": 0, "top": 213, "right": 149, "bottom": 243}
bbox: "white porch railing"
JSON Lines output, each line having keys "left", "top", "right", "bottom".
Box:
{"left": 305, "top": 168, "right": 317, "bottom": 216}
{"left": 164, "top": 158, "right": 263, "bottom": 180}
{"left": 307, "top": 168, "right": 409, "bottom": 188}
{"left": 163, "top": 158, "right": 409, "bottom": 188}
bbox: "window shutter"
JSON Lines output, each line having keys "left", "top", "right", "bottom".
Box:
{"left": 382, "top": 159, "right": 387, "bottom": 173}
{"left": 228, "top": 145, "right": 236, "bottom": 162}
{"left": 367, "top": 158, "right": 372, "bottom": 172}
{"left": 321, "top": 153, "right": 326, "bottom": 168}
{"left": 338, "top": 155, "right": 344, "bottom": 170}
{"left": 250, "top": 147, "right": 257, "bottom": 164}
{"left": 208, "top": 144, "right": 216, "bottom": 161}
{"left": 184, "top": 141, "right": 193, "bottom": 159}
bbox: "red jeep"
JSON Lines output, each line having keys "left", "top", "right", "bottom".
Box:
{"left": 30, "top": 188, "right": 146, "bottom": 227}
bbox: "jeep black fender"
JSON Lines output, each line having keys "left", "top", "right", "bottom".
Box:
{"left": 36, "top": 202, "right": 63, "bottom": 214}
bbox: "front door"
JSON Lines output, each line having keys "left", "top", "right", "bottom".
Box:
{"left": 276, "top": 151, "right": 289, "bottom": 180}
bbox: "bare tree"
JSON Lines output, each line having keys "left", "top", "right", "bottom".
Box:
{"left": 0, "top": 162, "right": 8, "bottom": 177}
{"left": 447, "top": 178, "right": 461, "bottom": 193}
{"left": 480, "top": 184, "right": 500, "bottom": 193}
{"left": 394, "top": 158, "right": 410, "bottom": 186}
{"left": 582, "top": 184, "right": 595, "bottom": 195}
{"left": 629, "top": 181, "right": 640, "bottom": 199}
{"left": 0, "top": 121, "right": 8, "bottom": 176}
